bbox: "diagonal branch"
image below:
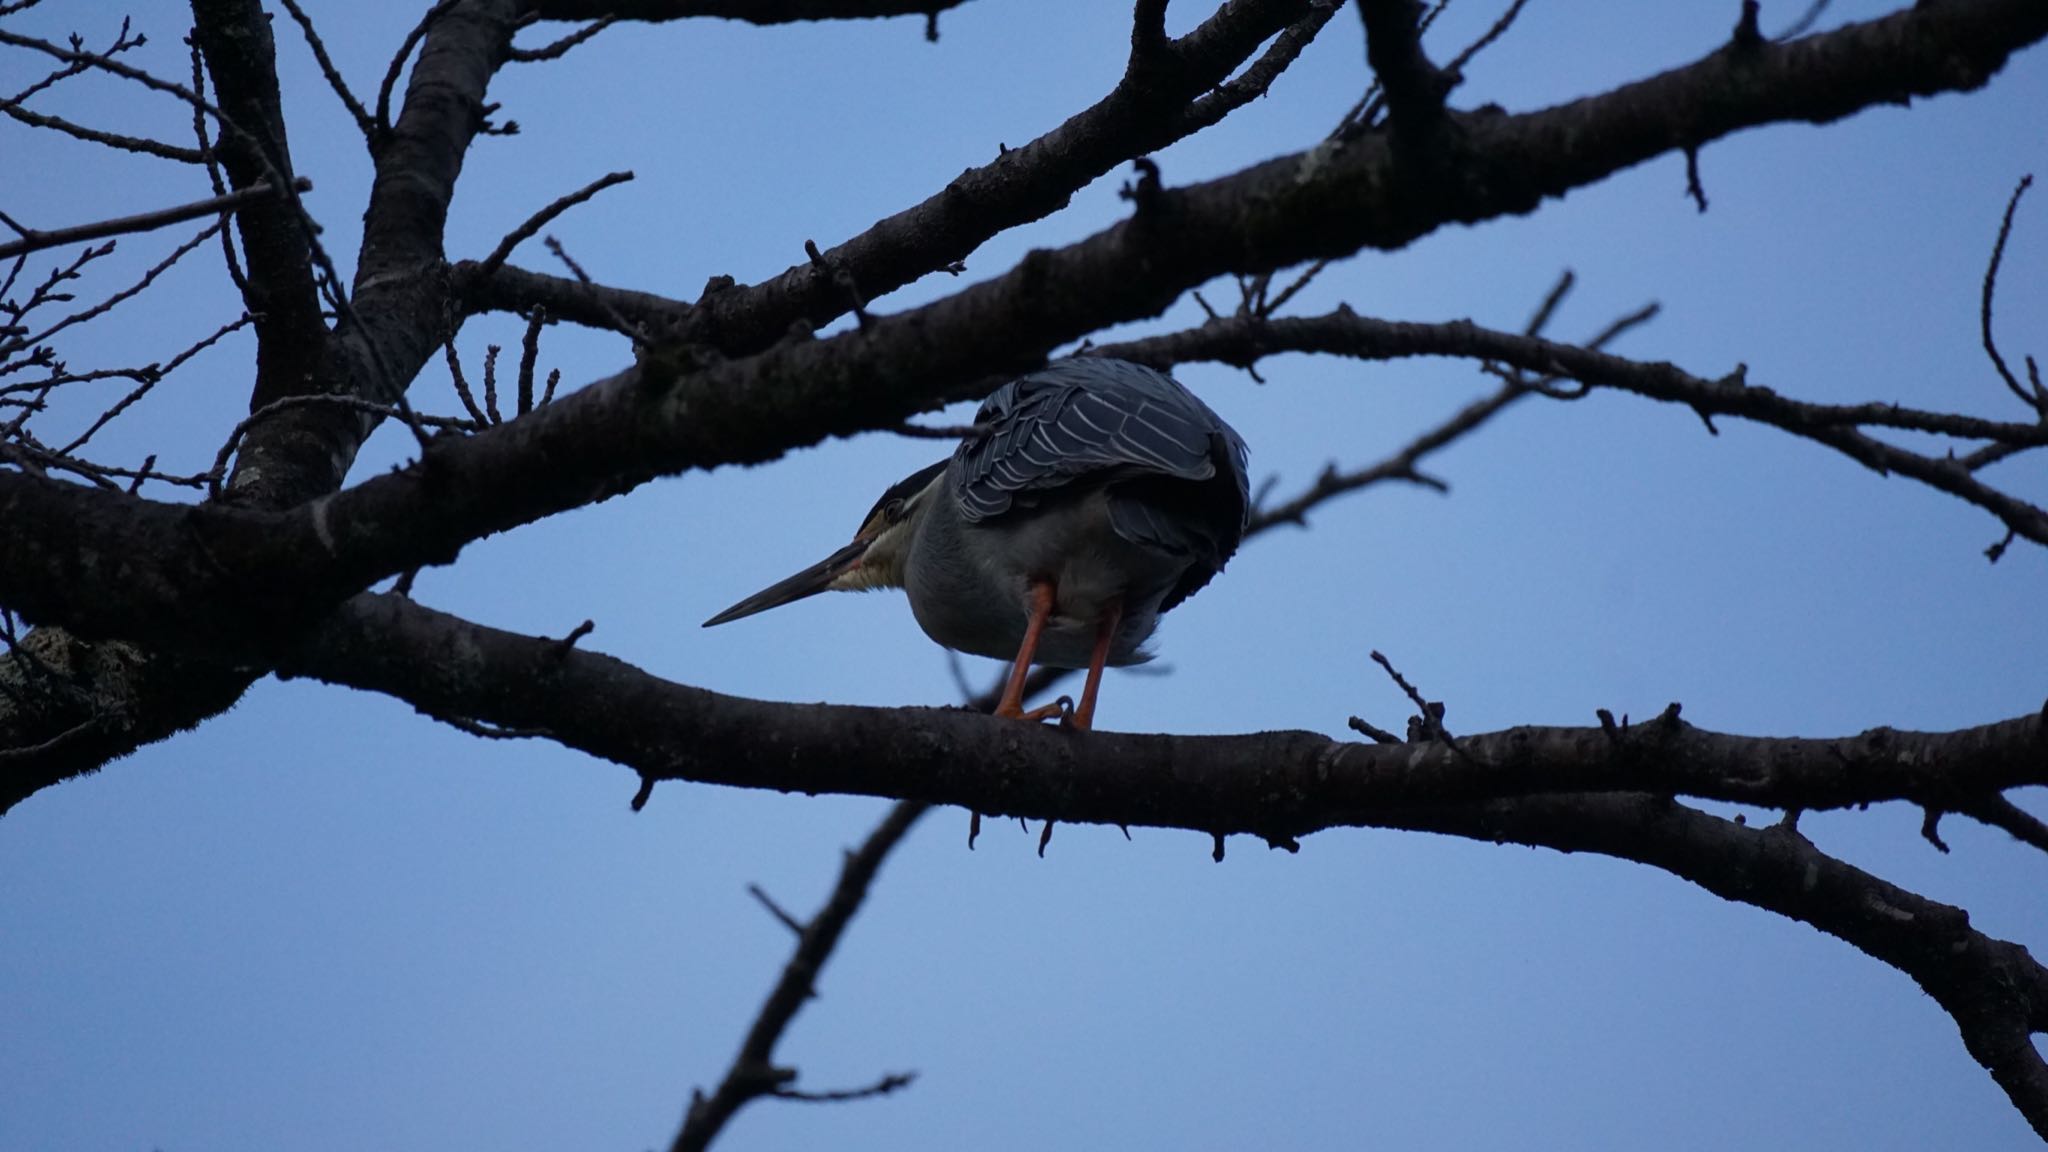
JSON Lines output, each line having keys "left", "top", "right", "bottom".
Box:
{"left": 476, "top": 170, "right": 633, "bottom": 278}
{"left": 275, "top": 0, "right": 376, "bottom": 139}
{"left": 668, "top": 800, "right": 926, "bottom": 1152}
{"left": 459, "top": 0, "right": 1327, "bottom": 347}
{"left": 0, "top": 97, "right": 207, "bottom": 163}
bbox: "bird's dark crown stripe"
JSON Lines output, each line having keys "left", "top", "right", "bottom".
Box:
{"left": 863, "top": 459, "right": 946, "bottom": 526}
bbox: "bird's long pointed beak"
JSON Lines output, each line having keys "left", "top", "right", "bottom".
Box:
{"left": 702, "top": 539, "right": 870, "bottom": 627}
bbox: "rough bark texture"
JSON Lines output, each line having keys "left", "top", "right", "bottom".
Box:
{"left": 3, "top": 0, "right": 2045, "bottom": 1133}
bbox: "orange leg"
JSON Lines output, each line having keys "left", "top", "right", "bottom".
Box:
{"left": 1071, "top": 599, "right": 1123, "bottom": 732}
{"left": 995, "top": 580, "right": 1057, "bottom": 719}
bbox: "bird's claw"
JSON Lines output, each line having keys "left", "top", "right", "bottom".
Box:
{"left": 1003, "top": 688, "right": 1073, "bottom": 717}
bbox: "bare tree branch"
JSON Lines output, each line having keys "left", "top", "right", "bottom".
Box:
{"left": 507, "top": 15, "right": 617, "bottom": 61}
{"left": 1980, "top": 172, "right": 2040, "bottom": 414}
{"left": 275, "top": 595, "right": 2048, "bottom": 837}
{"left": 459, "top": 0, "right": 1328, "bottom": 346}
{"left": 0, "top": 97, "right": 206, "bottom": 163}
{"left": 669, "top": 800, "right": 927, "bottom": 1152}
{"left": 532, "top": 0, "right": 970, "bottom": 23}
{"left": 0, "top": 0, "right": 533, "bottom": 803}
{"left": 0, "top": 178, "right": 309, "bottom": 261}
{"left": 1358, "top": 0, "right": 1450, "bottom": 134}
{"left": 270, "top": 0, "right": 374, "bottom": 138}
{"left": 1098, "top": 308, "right": 2048, "bottom": 547}
{"left": 475, "top": 170, "right": 633, "bottom": 277}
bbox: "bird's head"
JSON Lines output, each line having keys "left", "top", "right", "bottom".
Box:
{"left": 702, "top": 459, "right": 947, "bottom": 627}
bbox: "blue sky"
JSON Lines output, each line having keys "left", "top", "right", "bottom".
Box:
{"left": 3, "top": 2, "right": 2045, "bottom": 1149}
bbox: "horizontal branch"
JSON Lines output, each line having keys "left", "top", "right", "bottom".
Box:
{"left": 288, "top": 594, "right": 2048, "bottom": 832}
{"left": 0, "top": 179, "right": 311, "bottom": 261}
{"left": 1100, "top": 308, "right": 2048, "bottom": 547}
{"left": 458, "top": 261, "right": 690, "bottom": 333}
{"left": 533, "top": 0, "right": 971, "bottom": 22}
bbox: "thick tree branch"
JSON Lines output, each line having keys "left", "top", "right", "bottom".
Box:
{"left": 14, "top": 271, "right": 2048, "bottom": 664}
{"left": 282, "top": 594, "right": 2048, "bottom": 832}
{"left": 0, "top": 0, "right": 336, "bottom": 817}
{"left": 0, "top": 0, "right": 532, "bottom": 808}
{"left": 1358, "top": 0, "right": 1449, "bottom": 134}
{"left": 398, "top": 0, "right": 2048, "bottom": 604}
{"left": 459, "top": 260, "right": 691, "bottom": 333}
{"left": 189, "top": 0, "right": 330, "bottom": 424}
{"left": 216, "top": 0, "right": 524, "bottom": 508}
{"left": 460, "top": 0, "right": 1326, "bottom": 347}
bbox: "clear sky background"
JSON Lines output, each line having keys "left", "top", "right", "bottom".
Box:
{"left": 3, "top": 2, "right": 2046, "bottom": 1149}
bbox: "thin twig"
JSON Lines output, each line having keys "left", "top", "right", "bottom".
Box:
{"left": 508, "top": 17, "right": 618, "bottom": 62}
{"left": 56, "top": 312, "right": 255, "bottom": 455}
{"left": 444, "top": 339, "right": 489, "bottom": 424}
{"left": 376, "top": 0, "right": 461, "bottom": 135}
{"left": 275, "top": 0, "right": 374, "bottom": 138}
{"left": 476, "top": 171, "right": 633, "bottom": 278}
{"left": 1443, "top": 0, "right": 1532, "bottom": 80}
{"left": 1958, "top": 793, "right": 2048, "bottom": 856}
{"left": 771, "top": 1073, "right": 916, "bottom": 1104}
{"left": 211, "top": 394, "right": 478, "bottom": 497}
{"left": 668, "top": 801, "right": 928, "bottom": 1152}
{"left": 1980, "top": 173, "right": 2039, "bottom": 414}
{"left": 0, "top": 96, "right": 206, "bottom": 163}
{"left": 187, "top": 29, "right": 248, "bottom": 298}
{"left": 517, "top": 307, "right": 545, "bottom": 416}
{"left": 0, "top": 179, "right": 308, "bottom": 261}
{"left": 746, "top": 883, "right": 805, "bottom": 936}
{"left": 1776, "top": 0, "right": 1833, "bottom": 40}
{"left": 19, "top": 222, "right": 221, "bottom": 350}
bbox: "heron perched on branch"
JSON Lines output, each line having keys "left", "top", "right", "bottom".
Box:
{"left": 705, "top": 358, "right": 1250, "bottom": 730}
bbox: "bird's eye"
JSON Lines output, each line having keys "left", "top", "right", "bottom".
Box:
{"left": 883, "top": 498, "right": 905, "bottom": 523}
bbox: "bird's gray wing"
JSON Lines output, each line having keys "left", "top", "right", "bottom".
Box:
{"left": 953, "top": 359, "right": 1250, "bottom": 614}
{"left": 953, "top": 358, "right": 1242, "bottom": 526}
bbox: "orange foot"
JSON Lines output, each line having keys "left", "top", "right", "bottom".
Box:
{"left": 995, "top": 694, "right": 1072, "bottom": 724}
